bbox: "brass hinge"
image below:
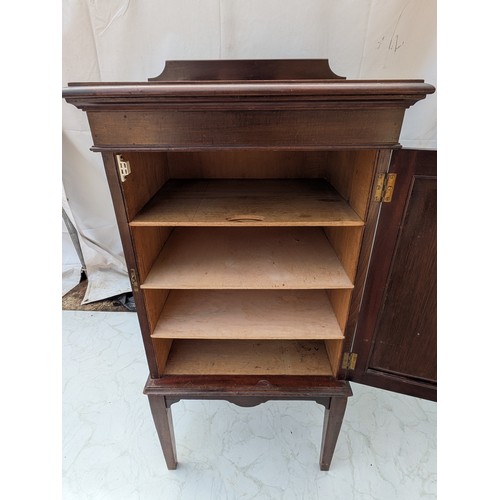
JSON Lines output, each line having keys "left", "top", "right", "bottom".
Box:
{"left": 374, "top": 173, "right": 397, "bottom": 202}
{"left": 342, "top": 352, "right": 358, "bottom": 371}
{"left": 116, "top": 154, "right": 131, "bottom": 183}
{"left": 129, "top": 268, "right": 139, "bottom": 292}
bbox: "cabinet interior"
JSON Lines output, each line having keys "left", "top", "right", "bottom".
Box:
{"left": 121, "top": 150, "right": 377, "bottom": 379}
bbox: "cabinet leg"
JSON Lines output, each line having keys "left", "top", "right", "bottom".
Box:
{"left": 148, "top": 395, "right": 177, "bottom": 470}
{"left": 319, "top": 396, "right": 348, "bottom": 471}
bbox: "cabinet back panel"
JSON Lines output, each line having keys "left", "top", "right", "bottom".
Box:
{"left": 167, "top": 151, "right": 327, "bottom": 179}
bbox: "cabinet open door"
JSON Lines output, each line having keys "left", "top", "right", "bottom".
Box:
{"left": 344, "top": 149, "right": 437, "bottom": 401}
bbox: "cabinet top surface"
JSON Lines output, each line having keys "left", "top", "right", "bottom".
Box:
{"left": 63, "top": 59, "right": 434, "bottom": 107}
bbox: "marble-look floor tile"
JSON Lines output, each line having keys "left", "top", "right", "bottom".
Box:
{"left": 62, "top": 311, "right": 436, "bottom": 499}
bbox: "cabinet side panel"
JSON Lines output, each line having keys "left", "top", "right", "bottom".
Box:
{"left": 143, "top": 289, "right": 170, "bottom": 332}
{"left": 152, "top": 338, "right": 173, "bottom": 375}
{"left": 100, "top": 152, "right": 159, "bottom": 377}
{"left": 324, "top": 340, "right": 343, "bottom": 378}
{"left": 327, "top": 289, "right": 352, "bottom": 333}
{"left": 323, "top": 227, "right": 364, "bottom": 283}
{"left": 324, "top": 152, "right": 354, "bottom": 203}
{"left": 326, "top": 150, "right": 377, "bottom": 221}
{"left": 120, "top": 152, "right": 170, "bottom": 220}
{"left": 349, "top": 151, "right": 379, "bottom": 220}
{"left": 130, "top": 226, "right": 172, "bottom": 282}
{"left": 339, "top": 150, "right": 393, "bottom": 378}
{"left": 326, "top": 288, "right": 353, "bottom": 377}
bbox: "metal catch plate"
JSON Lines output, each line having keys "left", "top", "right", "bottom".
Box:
{"left": 129, "top": 268, "right": 139, "bottom": 292}
{"left": 116, "top": 154, "right": 131, "bottom": 182}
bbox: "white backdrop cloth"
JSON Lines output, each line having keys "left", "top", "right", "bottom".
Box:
{"left": 62, "top": 0, "right": 436, "bottom": 303}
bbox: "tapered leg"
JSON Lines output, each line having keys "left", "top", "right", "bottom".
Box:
{"left": 148, "top": 395, "right": 177, "bottom": 470}
{"left": 319, "top": 395, "right": 348, "bottom": 471}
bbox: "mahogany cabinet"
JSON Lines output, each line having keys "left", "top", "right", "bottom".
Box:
{"left": 63, "top": 59, "right": 434, "bottom": 470}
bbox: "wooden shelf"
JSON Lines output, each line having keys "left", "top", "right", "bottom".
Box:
{"left": 141, "top": 227, "right": 353, "bottom": 289}
{"left": 130, "top": 179, "right": 364, "bottom": 227}
{"left": 161, "top": 339, "right": 335, "bottom": 376}
{"left": 151, "top": 290, "right": 344, "bottom": 340}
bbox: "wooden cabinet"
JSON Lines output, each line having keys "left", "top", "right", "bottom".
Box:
{"left": 63, "top": 59, "right": 434, "bottom": 470}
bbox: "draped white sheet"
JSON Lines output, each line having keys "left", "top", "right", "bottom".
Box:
{"left": 62, "top": 0, "right": 436, "bottom": 302}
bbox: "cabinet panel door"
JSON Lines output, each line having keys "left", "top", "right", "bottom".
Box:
{"left": 349, "top": 149, "right": 437, "bottom": 401}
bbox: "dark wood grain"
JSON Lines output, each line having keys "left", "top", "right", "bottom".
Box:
{"left": 320, "top": 396, "right": 349, "bottom": 471}
{"left": 86, "top": 109, "right": 405, "bottom": 151}
{"left": 149, "top": 59, "right": 346, "bottom": 81}
{"left": 370, "top": 176, "right": 436, "bottom": 380}
{"left": 63, "top": 60, "right": 434, "bottom": 113}
{"left": 148, "top": 395, "right": 177, "bottom": 470}
{"left": 146, "top": 376, "right": 351, "bottom": 472}
{"left": 63, "top": 81, "right": 434, "bottom": 103}
{"left": 349, "top": 149, "right": 437, "bottom": 401}
{"left": 144, "top": 375, "right": 352, "bottom": 401}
